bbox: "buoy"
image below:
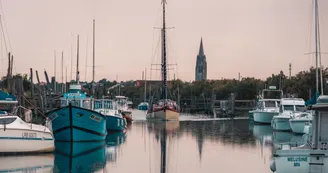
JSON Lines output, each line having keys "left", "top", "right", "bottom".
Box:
{"left": 270, "top": 159, "right": 276, "bottom": 172}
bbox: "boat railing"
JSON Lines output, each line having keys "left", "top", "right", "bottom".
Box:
{"left": 275, "top": 141, "right": 308, "bottom": 150}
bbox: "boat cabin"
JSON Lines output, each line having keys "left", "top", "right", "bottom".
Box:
{"left": 60, "top": 84, "right": 93, "bottom": 110}
{"left": 257, "top": 99, "right": 280, "bottom": 109}
{"left": 0, "top": 91, "right": 18, "bottom": 116}
{"left": 261, "top": 86, "right": 283, "bottom": 100}
{"left": 279, "top": 98, "right": 306, "bottom": 113}
{"left": 309, "top": 95, "right": 328, "bottom": 150}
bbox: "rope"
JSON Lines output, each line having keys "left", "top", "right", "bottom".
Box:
{"left": 21, "top": 95, "right": 48, "bottom": 119}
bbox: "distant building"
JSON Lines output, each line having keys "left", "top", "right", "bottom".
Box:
{"left": 195, "top": 38, "right": 207, "bottom": 81}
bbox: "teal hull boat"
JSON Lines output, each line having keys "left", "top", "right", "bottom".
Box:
{"left": 138, "top": 102, "right": 149, "bottom": 110}
{"left": 94, "top": 99, "right": 127, "bottom": 132}
{"left": 47, "top": 104, "right": 107, "bottom": 142}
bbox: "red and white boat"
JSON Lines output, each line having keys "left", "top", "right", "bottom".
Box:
{"left": 147, "top": 99, "right": 180, "bottom": 121}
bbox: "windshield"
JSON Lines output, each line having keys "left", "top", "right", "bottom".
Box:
{"left": 296, "top": 105, "right": 306, "bottom": 112}
{"left": 283, "top": 105, "right": 294, "bottom": 111}
{"left": 264, "top": 101, "right": 276, "bottom": 108}
{"left": 0, "top": 117, "right": 16, "bottom": 125}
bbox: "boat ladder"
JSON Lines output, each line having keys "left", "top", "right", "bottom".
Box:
{"left": 309, "top": 153, "right": 325, "bottom": 173}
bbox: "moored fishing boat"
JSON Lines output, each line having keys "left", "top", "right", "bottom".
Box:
{"left": 47, "top": 84, "right": 107, "bottom": 142}
{"left": 115, "top": 96, "right": 133, "bottom": 123}
{"left": 138, "top": 102, "right": 149, "bottom": 111}
{"left": 94, "top": 99, "right": 126, "bottom": 132}
{"left": 271, "top": 98, "right": 307, "bottom": 131}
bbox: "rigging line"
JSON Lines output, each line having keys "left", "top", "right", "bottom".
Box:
{"left": 0, "top": 15, "right": 8, "bottom": 54}
{"left": 0, "top": 0, "right": 11, "bottom": 52}
{"left": 317, "top": 2, "right": 323, "bottom": 95}
{"left": 85, "top": 34, "right": 88, "bottom": 81}
{"left": 306, "top": 0, "right": 315, "bottom": 65}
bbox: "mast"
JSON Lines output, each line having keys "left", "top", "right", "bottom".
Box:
{"left": 76, "top": 35, "right": 80, "bottom": 84}
{"left": 145, "top": 68, "right": 147, "bottom": 102}
{"left": 161, "top": 0, "right": 167, "bottom": 100}
{"left": 92, "top": 19, "right": 96, "bottom": 95}
{"left": 54, "top": 50, "right": 56, "bottom": 92}
{"left": 61, "top": 51, "right": 64, "bottom": 93}
{"left": 315, "top": 0, "right": 319, "bottom": 94}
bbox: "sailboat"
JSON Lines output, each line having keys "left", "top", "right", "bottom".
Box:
{"left": 146, "top": 0, "right": 180, "bottom": 121}
{"left": 138, "top": 69, "right": 149, "bottom": 110}
{"left": 46, "top": 35, "right": 107, "bottom": 142}
{"left": 270, "top": 1, "right": 328, "bottom": 172}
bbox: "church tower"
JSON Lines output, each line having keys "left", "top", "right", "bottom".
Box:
{"left": 195, "top": 38, "right": 207, "bottom": 81}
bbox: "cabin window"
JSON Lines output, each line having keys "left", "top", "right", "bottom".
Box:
{"left": 264, "top": 101, "right": 276, "bottom": 108}
{"left": 295, "top": 105, "right": 306, "bottom": 112}
{"left": 0, "top": 117, "right": 16, "bottom": 125}
{"left": 283, "top": 105, "right": 294, "bottom": 111}
{"left": 70, "top": 100, "right": 81, "bottom": 107}
{"left": 279, "top": 105, "right": 283, "bottom": 113}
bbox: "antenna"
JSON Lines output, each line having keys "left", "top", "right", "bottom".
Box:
{"left": 92, "top": 19, "right": 96, "bottom": 95}
{"left": 61, "top": 51, "right": 64, "bottom": 93}
{"left": 289, "top": 63, "right": 291, "bottom": 79}
{"left": 54, "top": 50, "right": 56, "bottom": 92}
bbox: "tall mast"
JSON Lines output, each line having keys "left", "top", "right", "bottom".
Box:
{"left": 76, "top": 35, "right": 80, "bottom": 84}
{"left": 54, "top": 50, "right": 56, "bottom": 92}
{"left": 315, "top": 0, "right": 319, "bottom": 94}
{"left": 145, "top": 68, "right": 147, "bottom": 102}
{"left": 161, "top": 0, "right": 167, "bottom": 100}
{"left": 92, "top": 19, "right": 96, "bottom": 95}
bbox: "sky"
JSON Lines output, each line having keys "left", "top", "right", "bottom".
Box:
{"left": 0, "top": 0, "right": 327, "bottom": 82}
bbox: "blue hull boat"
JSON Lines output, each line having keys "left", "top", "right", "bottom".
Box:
{"left": 94, "top": 99, "right": 126, "bottom": 132}
{"left": 138, "top": 105, "right": 148, "bottom": 110}
{"left": 105, "top": 115, "right": 126, "bottom": 132}
{"left": 47, "top": 104, "right": 107, "bottom": 142}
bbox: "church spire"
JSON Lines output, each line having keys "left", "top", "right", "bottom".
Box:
{"left": 199, "top": 38, "right": 204, "bottom": 56}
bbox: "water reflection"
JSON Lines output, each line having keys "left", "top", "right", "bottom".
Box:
{"left": 105, "top": 132, "right": 127, "bottom": 163}
{"left": 0, "top": 115, "right": 314, "bottom": 173}
{"left": 53, "top": 142, "right": 106, "bottom": 173}
{"left": 0, "top": 154, "right": 53, "bottom": 173}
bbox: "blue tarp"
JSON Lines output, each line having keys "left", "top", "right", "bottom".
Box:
{"left": 305, "top": 91, "right": 320, "bottom": 106}
{"left": 0, "top": 91, "right": 16, "bottom": 101}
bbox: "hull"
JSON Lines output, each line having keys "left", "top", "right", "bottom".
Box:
{"left": 47, "top": 104, "right": 107, "bottom": 142}
{"left": 122, "top": 112, "right": 133, "bottom": 123}
{"left": 146, "top": 109, "right": 180, "bottom": 121}
{"left": 249, "top": 111, "right": 254, "bottom": 121}
{"left": 54, "top": 141, "right": 106, "bottom": 173}
{"left": 138, "top": 105, "right": 148, "bottom": 110}
{"left": 253, "top": 111, "right": 278, "bottom": 124}
{"left": 105, "top": 115, "right": 126, "bottom": 132}
{"left": 272, "top": 149, "right": 328, "bottom": 173}
{"left": 272, "top": 117, "right": 291, "bottom": 131}
{"left": 289, "top": 119, "right": 311, "bottom": 134}
{"left": 0, "top": 128, "right": 54, "bottom": 154}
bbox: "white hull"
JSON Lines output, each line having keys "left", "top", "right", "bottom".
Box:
{"left": 253, "top": 111, "right": 278, "bottom": 124}
{"left": 272, "top": 149, "right": 328, "bottom": 173}
{"left": 0, "top": 128, "right": 54, "bottom": 153}
{"left": 0, "top": 154, "right": 54, "bottom": 172}
{"left": 289, "top": 119, "right": 311, "bottom": 134}
{"left": 272, "top": 116, "right": 291, "bottom": 131}
{"left": 146, "top": 109, "right": 180, "bottom": 121}
{"left": 0, "top": 116, "right": 54, "bottom": 153}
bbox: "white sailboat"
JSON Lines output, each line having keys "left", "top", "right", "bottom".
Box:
{"left": 146, "top": 0, "right": 180, "bottom": 121}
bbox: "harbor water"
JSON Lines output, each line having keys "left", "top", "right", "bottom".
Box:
{"left": 0, "top": 110, "right": 303, "bottom": 173}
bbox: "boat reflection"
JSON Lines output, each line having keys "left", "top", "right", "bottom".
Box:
{"left": 0, "top": 154, "right": 54, "bottom": 173}
{"left": 53, "top": 141, "right": 106, "bottom": 173}
{"left": 106, "top": 132, "right": 127, "bottom": 162}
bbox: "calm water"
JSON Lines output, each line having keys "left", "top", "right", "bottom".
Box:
{"left": 0, "top": 110, "right": 304, "bottom": 173}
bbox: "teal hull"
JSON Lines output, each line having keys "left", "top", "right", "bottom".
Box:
{"left": 47, "top": 104, "right": 107, "bottom": 142}
{"left": 105, "top": 115, "right": 126, "bottom": 132}
{"left": 138, "top": 105, "right": 148, "bottom": 110}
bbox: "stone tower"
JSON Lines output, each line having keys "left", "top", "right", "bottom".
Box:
{"left": 195, "top": 38, "right": 207, "bottom": 81}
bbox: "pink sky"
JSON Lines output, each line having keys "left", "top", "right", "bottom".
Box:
{"left": 0, "top": 0, "right": 327, "bottom": 82}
